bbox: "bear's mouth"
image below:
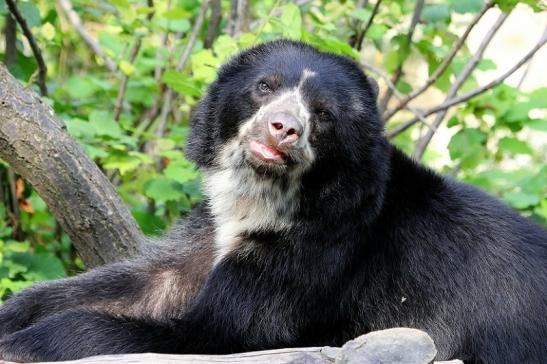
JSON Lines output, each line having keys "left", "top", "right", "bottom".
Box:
{"left": 248, "top": 140, "right": 287, "bottom": 164}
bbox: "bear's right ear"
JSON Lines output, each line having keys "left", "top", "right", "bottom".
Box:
{"left": 366, "top": 76, "right": 380, "bottom": 100}
{"left": 185, "top": 94, "right": 216, "bottom": 168}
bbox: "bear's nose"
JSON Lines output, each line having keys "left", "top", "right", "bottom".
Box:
{"left": 268, "top": 112, "right": 303, "bottom": 145}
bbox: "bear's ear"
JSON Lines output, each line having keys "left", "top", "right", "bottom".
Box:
{"left": 185, "top": 94, "right": 215, "bottom": 168}
{"left": 366, "top": 76, "right": 380, "bottom": 100}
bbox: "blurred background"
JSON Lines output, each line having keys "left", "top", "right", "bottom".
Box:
{"left": 0, "top": 0, "right": 545, "bottom": 300}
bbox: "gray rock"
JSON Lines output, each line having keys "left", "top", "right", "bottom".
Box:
{"left": 335, "top": 327, "right": 437, "bottom": 364}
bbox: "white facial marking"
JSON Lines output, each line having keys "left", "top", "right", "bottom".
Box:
{"left": 205, "top": 69, "right": 319, "bottom": 264}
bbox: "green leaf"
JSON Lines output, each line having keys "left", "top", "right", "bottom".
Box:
{"left": 125, "top": 79, "right": 159, "bottom": 106}
{"left": 65, "top": 76, "right": 101, "bottom": 99}
{"left": 503, "top": 191, "right": 540, "bottom": 209}
{"left": 498, "top": 137, "right": 533, "bottom": 155}
{"left": 396, "top": 80, "right": 412, "bottom": 94}
{"left": 163, "top": 160, "right": 199, "bottom": 184}
{"left": 161, "top": 8, "right": 191, "bottom": 20}
{"left": 19, "top": 2, "right": 41, "bottom": 28}
{"left": 528, "top": 87, "right": 547, "bottom": 109}
{"left": 162, "top": 70, "right": 203, "bottom": 97}
{"left": 367, "top": 25, "right": 388, "bottom": 40}
{"left": 11, "top": 252, "right": 66, "bottom": 281}
{"left": 65, "top": 118, "right": 96, "bottom": 139}
{"left": 448, "top": 128, "right": 487, "bottom": 168}
{"left": 351, "top": 8, "right": 371, "bottom": 22}
{"left": 384, "top": 50, "right": 400, "bottom": 73}
{"left": 213, "top": 35, "right": 239, "bottom": 62}
{"left": 422, "top": 4, "right": 450, "bottom": 23}
{"left": 447, "top": 116, "right": 460, "bottom": 128}
{"left": 133, "top": 211, "right": 166, "bottom": 235}
{"left": 280, "top": 3, "right": 302, "bottom": 39}
{"left": 191, "top": 49, "right": 220, "bottom": 82}
{"left": 449, "top": 0, "right": 485, "bottom": 13}
{"left": 103, "top": 151, "right": 147, "bottom": 175}
{"left": 494, "top": 0, "right": 519, "bottom": 12}
{"left": 110, "top": 0, "right": 129, "bottom": 9}
{"left": 89, "top": 111, "right": 122, "bottom": 138}
{"left": 157, "top": 18, "right": 191, "bottom": 32}
{"left": 119, "top": 60, "right": 135, "bottom": 76}
{"left": 477, "top": 59, "right": 497, "bottom": 71}
{"left": 526, "top": 119, "right": 547, "bottom": 132}
{"left": 144, "top": 178, "right": 185, "bottom": 202}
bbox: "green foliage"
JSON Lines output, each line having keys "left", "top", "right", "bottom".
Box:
{"left": 0, "top": 0, "right": 545, "bottom": 297}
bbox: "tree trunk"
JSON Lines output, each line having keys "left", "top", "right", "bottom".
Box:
{"left": 0, "top": 64, "right": 143, "bottom": 267}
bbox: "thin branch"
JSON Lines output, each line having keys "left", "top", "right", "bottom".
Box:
{"left": 350, "top": 0, "right": 369, "bottom": 48}
{"left": 378, "top": 0, "right": 424, "bottom": 112}
{"left": 355, "top": 0, "right": 382, "bottom": 51}
{"left": 57, "top": 0, "right": 117, "bottom": 73}
{"left": 5, "top": 0, "right": 48, "bottom": 96}
{"left": 387, "top": 23, "right": 546, "bottom": 140}
{"left": 155, "top": 0, "right": 210, "bottom": 142}
{"left": 383, "top": 0, "right": 495, "bottom": 122}
{"left": 362, "top": 61, "right": 433, "bottom": 130}
{"left": 113, "top": 0, "right": 155, "bottom": 121}
{"left": 204, "top": 0, "right": 222, "bottom": 49}
{"left": 3, "top": 13, "right": 17, "bottom": 66}
{"left": 227, "top": 0, "right": 250, "bottom": 38}
{"left": 516, "top": 57, "right": 533, "bottom": 90}
{"left": 413, "top": 11, "right": 510, "bottom": 159}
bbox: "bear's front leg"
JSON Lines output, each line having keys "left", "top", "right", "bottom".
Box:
{"left": 0, "top": 309, "right": 179, "bottom": 362}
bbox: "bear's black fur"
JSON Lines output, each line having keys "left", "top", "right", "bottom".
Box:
{"left": 0, "top": 40, "right": 545, "bottom": 364}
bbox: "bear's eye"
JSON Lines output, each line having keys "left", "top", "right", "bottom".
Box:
{"left": 316, "top": 109, "right": 330, "bottom": 121}
{"left": 257, "top": 81, "right": 272, "bottom": 94}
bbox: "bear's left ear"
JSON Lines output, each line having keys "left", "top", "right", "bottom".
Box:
{"left": 366, "top": 76, "right": 380, "bottom": 100}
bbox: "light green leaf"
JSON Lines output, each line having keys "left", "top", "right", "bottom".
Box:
{"left": 367, "top": 25, "right": 388, "bottom": 40}
{"left": 503, "top": 191, "right": 540, "bottom": 209}
{"left": 162, "top": 70, "right": 203, "bottom": 97}
{"left": 162, "top": 8, "right": 191, "bottom": 20}
{"left": 65, "top": 118, "right": 96, "bottom": 138}
{"left": 477, "top": 59, "right": 497, "bottom": 71}
{"left": 449, "top": 0, "right": 485, "bottom": 13}
{"left": 281, "top": 3, "right": 302, "bottom": 39}
{"left": 103, "top": 152, "right": 142, "bottom": 175}
{"left": 40, "top": 23, "right": 56, "bottom": 40}
{"left": 144, "top": 178, "right": 185, "bottom": 202}
{"left": 19, "top": 2, "right": 41, "bottom": 28}
{"left": 526, "top": 119, "right": 547, "bottom": 132}
{"left": 498, "top": 137, "right": 533, "bottom": 155}
{"left": 351, "top": 8, "right": 371, "bottom": 22}
{"left": 89, "top": 111, "right": 122, "bottom": 138}
{"left": 422, "top": 4, "right": 450, "bottom": 23}
{"left": 65, "top": 76, "right": 101, "bottom": 99}
{"left": 12, "top": 252, "right": 66, "bottom": 281}
{"left": 191, "top": 49, "right": 220, "bottom": 82}
{"left": 163, "top": 160, "right": 199, "bottom": 184}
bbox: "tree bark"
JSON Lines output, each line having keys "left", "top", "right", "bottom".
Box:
{"left": 0, "top": 64, "right": 144, "bottom": 267}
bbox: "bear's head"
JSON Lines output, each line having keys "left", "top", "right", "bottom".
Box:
{"left": 186, "top": 40, "right": 389, "bottom": 223}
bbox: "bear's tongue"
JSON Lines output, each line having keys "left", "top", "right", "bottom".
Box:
{"left": 249, "top": 140, "right": 285, "bottom": 162}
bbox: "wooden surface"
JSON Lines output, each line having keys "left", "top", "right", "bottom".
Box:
{"left": 0, "top": 328, "right": 465, "bottom": 364}
{"left": 0, "top": 347, "right": 337, "bottom": 364}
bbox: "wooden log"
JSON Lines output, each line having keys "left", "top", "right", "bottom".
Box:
{"left": 0, "top": 328, "right": 463, "bottom": 364}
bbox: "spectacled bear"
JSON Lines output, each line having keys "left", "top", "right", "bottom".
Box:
{"left": 0, "top": 40, "right": 545, "bottom": 364}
